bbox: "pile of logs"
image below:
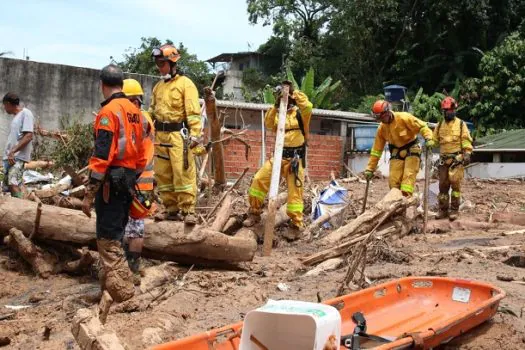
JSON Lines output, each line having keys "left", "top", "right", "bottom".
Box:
{"left": 301, "top": 189, "right": 417, "bottom": 274}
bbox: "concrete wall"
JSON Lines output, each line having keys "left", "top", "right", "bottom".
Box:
{"left": 0, "top": 57, "right": 158, "bottom": 155}
{"left": 466, "top": 163, "right": 525, "bottom": 179}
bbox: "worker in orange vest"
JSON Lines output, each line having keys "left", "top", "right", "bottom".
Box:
{"left": 365, "top": 100, "right": 435, "bottom": 196}
{"left": 432, "top": 96, "right": 473, "bottom": 221}
{"left": 122, "top": 78, "right": 155, "bottom": 282}
{"left": 82, "top": 65, "right": 148, "bottom": 302}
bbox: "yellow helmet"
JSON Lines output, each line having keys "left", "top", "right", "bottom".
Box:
{"left": 122, "top": 79, "right": 144, "bottom": 97}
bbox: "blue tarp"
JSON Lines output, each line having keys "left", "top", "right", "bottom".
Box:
{"left": 311, "top": 180, "right": 349, "bottom": 229}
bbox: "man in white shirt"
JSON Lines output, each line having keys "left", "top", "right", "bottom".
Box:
{"left": 2, "top": 92, "right": 34, "bottom": 198}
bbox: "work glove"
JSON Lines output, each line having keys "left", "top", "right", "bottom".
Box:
{"left": 463, "top": 152, "right": 471, "bottom": 165}
{"left": 454, "top": 154, "right": 464, "bottom": 164}
{"left": 425, "top": 139, "right": 436, "bottom": 149}
{"left": 364, "top": 170, "right": 374, "bottom": 181}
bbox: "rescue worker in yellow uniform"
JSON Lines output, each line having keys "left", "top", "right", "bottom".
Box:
{"left": 432, "top": 97, "right": 473, "bottom": 221}
{"left": 365, "top": 100, "right": 434, "bottom": 196}
{"left": 149, "top": 44, "right": 202, "bottom": 225}
{"left": 122, "top": 79, "right": 155, "bottom": 282}
{"left": 244, "top": 81, "right": 312, "bottom": 239}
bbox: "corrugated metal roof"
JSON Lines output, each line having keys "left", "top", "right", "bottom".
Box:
{"left": 197, "top": 99, "right": 375, "bottom": 122}
{"left": 206, "top": 52, "right": 262, "bottom": 63}
{"left": 474, "top": 129, "right": 525, "bottom": 150}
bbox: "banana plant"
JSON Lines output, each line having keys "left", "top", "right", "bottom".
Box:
{"left": 262, "top": 66, "right": 341, "bottom": 109}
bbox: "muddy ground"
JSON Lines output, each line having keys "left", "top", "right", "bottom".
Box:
{"left": 1, "top": 178, "right": 525, "bottom": 349}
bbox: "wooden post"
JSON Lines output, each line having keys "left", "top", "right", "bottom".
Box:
{"left": 340, "top": 121, "right": 348, "bottom": 177}
{"left": 423, "top": 147, "right": 431, "bottom": 234}
{"left": 262, "top": 85, "right": 289, "bottom": 256}
{"left": 260, "top": 109, "right": 266, "bottom": 167}
{"left": 205, "top": 87, "right": 226, "bottom": 185}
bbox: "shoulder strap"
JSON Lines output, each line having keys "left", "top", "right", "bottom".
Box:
{"left": 295, "top": 107, "right": 307, "bottom": 144}
{"left": 436, "top": 121, "right": 442, "bottom": 138}
{"left": 459, "top": 119, "right": 464, "bottom": 149}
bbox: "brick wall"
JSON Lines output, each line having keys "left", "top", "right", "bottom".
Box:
{"left": 222, "top": 130, "right": 342, "bottom": 181}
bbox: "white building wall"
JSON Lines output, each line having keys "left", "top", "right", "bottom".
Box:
{"left": 466, "top": 163, "right": 525, "bottom": 179}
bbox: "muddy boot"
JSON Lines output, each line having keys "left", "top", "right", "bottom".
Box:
{"left": 183, "top": 212, "right": 197, "bottom": 225}
{"left": 97, "top": 291, "right": 113, "bottom": 325}
{"left": 97, "top": 239, "right": 135, "bottom": 303}
{"left": 243, "top": 213, "right": 261, "bottom": 227}
{"left": 282, "top": 222, "right": 303, "bottom": 241}
{"left": 449, "top": 196, "right": 460, "bottom": 221}
{"left": 436, "top": 193, "right": 449, "bottom": 220}
{"left": 155, "top": 211, "right": 182, "bottom": 221}
{"left": 125, "top": 251, "right": 141, "bottom": 286}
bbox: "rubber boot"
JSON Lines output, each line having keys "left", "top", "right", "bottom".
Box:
{"left": 436, "top": 193, "right": 449, "bottom": 220}
{"left": 282, "top": 221, "right": 303, "bottom": 241}
{"left": 155, "top": 210, "right": 182, "bottom": 222}
{"left": 449, "top": 196, "right": 460, "bottom": 221}
{"left": 243, "top": 213, "right": 261, "bottom": 227}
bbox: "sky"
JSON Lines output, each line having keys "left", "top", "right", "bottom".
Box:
{"left": 1, "top": 0, "right": 273, "bottom": 70}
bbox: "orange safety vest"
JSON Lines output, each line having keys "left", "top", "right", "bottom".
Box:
{"left": 136, "top": 111, "right": 155, "bottom": 191}
{"left": 89, "top": 92, "right": 148, "bottom": 182}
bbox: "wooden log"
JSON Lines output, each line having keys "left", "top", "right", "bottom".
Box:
{"left": 63, "top": 165, "right": 84, "bottom": 187}
{"left": 301, "top": 225, "right": 397, "bottom": 266}
{"left": 71, "top": 308, "right": 127, "bottom": 350}
{"left": 33, "top": 183, "right": 70, "bottom": 199}
{"left": 321, "top": 188, "right": 406, "bottom": 245}
{"left": 210, "top": 194, "right": 232, "bottom": 231}
{"left": 502, "top": 229, "right": 525, "bottom": 236}
{"left": 303, "top": 205, "right": 347, "bottom": 240}
{"left": 205, "top": 87, "right": 226, "bottom": 185}
{"left": 425, "top": 219, "right": 517, "bottom": 233}
{"left": 492, "top": 212, "right": 525, "bottom": 226}
{"left": 263, "top": 85, "right": 289, "bottom": 256}
{"left": 69, "top": 185, "right": 86, "bottom": 199}
{"left": 4, "top": 228, "right": 57, "bottom": 278}
{"left": 0, "top": 196, "right": 257, "bottom": 264}
{"left": 24, "top": 160, "right": 54, "bottom": 170}
{"left": 63, "top": 247, "right": 98, "bottom": 274}
{"left": 52, "top": 195, "right": 83, "bottom": 210}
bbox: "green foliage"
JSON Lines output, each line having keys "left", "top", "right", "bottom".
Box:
{"left": 33, "top": 116, "right": 94, "bottom": 171}
{"left": 55, "top": 116, "right": 94, "bottom": 170}
{"left": 462, "top": 32, "right": 525, "bottom": 133}
{"left": 409, "top": 88, "right": 446, "bottom": 122}
{"left": 118, "top": 37, "right": 213, "bottom": 93}
{"left": 263, "top": 67, "right": 341, "bottom": 108}
{"left": 353, "top": 95, "right": 385, "bottom": 114}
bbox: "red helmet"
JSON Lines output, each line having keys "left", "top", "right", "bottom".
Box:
{"left": 441, "top": 96, "right": 458, "bottom": 110}
{"left": 371, "top": 100, "right": 391, "bottom": 117}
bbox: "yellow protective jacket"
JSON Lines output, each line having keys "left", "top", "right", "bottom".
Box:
{"left": 264, "top": 90, "right": 313, "bottom": 148}
{"left": 433, "top": 117, "right": 473, "bottom": 155}
{"left": 149, "top": 74, "right": 202, "bottom": 137}
{"left": 367, "top": 112, "right": 433, "bottom": 171}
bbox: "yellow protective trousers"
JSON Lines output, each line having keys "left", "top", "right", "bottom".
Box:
{"left": 438, "top": 160, "right": 464, "bottom": 212}
{"left": 388, "top": 144, "right": 422, "bottom": 195}
{"left": 154, "top": 131, "right": 197, "bottom": 214}
{"left": 248, "top": 158, "right": 305, "bottom": 228}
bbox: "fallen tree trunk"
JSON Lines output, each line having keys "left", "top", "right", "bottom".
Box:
{"left": 210, "top": 194, "right": 232, "bottom": 231}
{"left": 492, "top": 212, "right": 525, "bottom": 226}
{"left": 0, "top": 196, "right": 257, "bottom": 264}
{"left": 3, "top": 228, "right": 57, "bottom": 278}
{"left": 24, "top": 160, "right": 54, "bottom": 170}
{"left": 426, "top": 219, "right": 518, "bottom": 233}
{"left": 303, "top": 205, "right": 347, "bottom": 240}
{"left": 321, "top": 189, "right": 407, "bottom": 245}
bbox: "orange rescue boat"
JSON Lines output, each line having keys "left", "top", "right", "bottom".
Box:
{"left": 153, "top": 277, "right": 505, "bottom": 350}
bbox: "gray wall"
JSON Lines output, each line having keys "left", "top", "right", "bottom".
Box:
{"left": 0, "top": 57, "right": 158, "bottom": 155}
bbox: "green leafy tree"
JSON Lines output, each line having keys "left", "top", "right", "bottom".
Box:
{"left": 462, "top": 32, "right": 525, "bottom": 133}
{"left": 262, "top": 67, "right": 341, "bottom": 109}
{"left": 118, "top": 37, "right": 213, "bottom": 93}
